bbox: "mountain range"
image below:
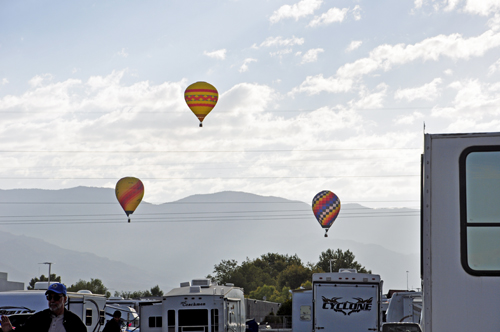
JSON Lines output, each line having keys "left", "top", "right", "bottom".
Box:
{"left": 0, "top": 187, "right": 420, "bottom": 293}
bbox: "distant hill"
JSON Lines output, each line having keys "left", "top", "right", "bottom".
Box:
{"left": 0, "top": 187, "right": 420, "bottom": 292}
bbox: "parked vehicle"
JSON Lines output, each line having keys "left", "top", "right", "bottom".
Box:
{"left": 139, "top": 278, "right": 245, "bottom": 332}
{"left": 420, "top": 132, "right": 500, "bottom": 331}
{"left": 291, "top": 269, "right": 383, "bottom": 332}
{"left": 385, "top": 291, "right": 421, "bottom": 324}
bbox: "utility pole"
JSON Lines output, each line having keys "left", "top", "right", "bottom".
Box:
{"left": 329, "top": 259, "right": 336, "bottom": 273}
{"left": 40, "top": 262, "right": 53, "bottom": 288}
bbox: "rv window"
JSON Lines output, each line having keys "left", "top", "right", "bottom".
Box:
{"left": 300, "top": 305, "right": 311, "bottom": 321}
{"left": 211, "top": 309, "right": 219, "bottom": 332}
{"left": 178, "top": 309, "right": 208, "bottom": 329}
{"left": 168, "top": 310, "right": 175, "bottom": 332}
{"left": 148, "top": 316, "right": 162, "bottom": 328}
{"left": 460, "top": 147, "right": 500, "bottom": 275}
{"left": 85, "top": 308, "right": 92, "bottom": 326}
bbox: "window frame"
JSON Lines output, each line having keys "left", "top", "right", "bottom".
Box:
{"left": 460, "top": 145, "right": 500, "bottom": 276}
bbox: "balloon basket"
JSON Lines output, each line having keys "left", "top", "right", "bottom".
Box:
{"left": 199, "top": 123, "right": 203, "bottom": 127}
{"left": 128, "top": 217, "right": 131, "bottom": 223}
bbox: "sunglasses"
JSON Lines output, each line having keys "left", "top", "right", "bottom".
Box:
{"left": 46, "top": 294, "right": 64, "bottom": 301}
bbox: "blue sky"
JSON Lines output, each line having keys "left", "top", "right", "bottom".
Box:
{"left": 1, "top": 0, "right": 500, "bottom": 208}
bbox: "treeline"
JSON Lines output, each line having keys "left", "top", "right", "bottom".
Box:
{"left": 27, "top": 274, "right": 163, "bottom": 298}
{"left": 207, "top": 248, "right": 371, "bottom": 303}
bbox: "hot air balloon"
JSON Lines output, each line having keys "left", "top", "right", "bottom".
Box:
{"left": 184, "top": 81, "right": 218, "bottom": 127}
{"left": 312, "top": 190, "right": 341, "bottom": 237}
{"left": 115, "top": 177, "right": 144, "bottom": 223}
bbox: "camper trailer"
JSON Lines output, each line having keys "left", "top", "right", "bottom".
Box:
{"left": 139, "top": 278, "right": 245, "bottom": 332}
{"left": 0, "top": 287, "right": 106, "bottom": 332}
{"left": 420, "top": 132, "right": 500, "bottom": 331}
{"left": 385, "top": 291, "right": 421, "bottom": 324}
{"left": 291, "top": 269, "right": 383, "bottom": 332}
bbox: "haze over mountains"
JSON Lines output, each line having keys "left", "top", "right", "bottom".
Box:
{"left": 0, "top": 187, "right": 420, "bottom": 293}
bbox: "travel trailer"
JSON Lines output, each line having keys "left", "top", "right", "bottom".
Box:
{"left": 0, "top": 287, "right": 106, "bottom": 332}
{"left": 291, "top": 269, "right": 383, "bottom": 332}
{"left": 139, "top": 278, "right": 245, "bottom": 332}
{"left": 419, "top": 132, "right": 500, "bottom": 331}
{"left": 385, "top": 291, "right": 421, "bottom": 324}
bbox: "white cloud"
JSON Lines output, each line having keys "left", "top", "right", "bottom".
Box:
{"left": 1, "top": 78, "right": 8, "bottom": 85}
{"left": 352, "top": 5, "right": 362, "bottom": 20}
{"left": 269, "top": 0, "right": 323, "bottom": 23}
{"left": 300, "top": 48, "right": 324, "bottom": 63}
{"left": 414, "top": 0, "right": 424, "bottom": 9}
{"left": 239, "top": 58, "right": 257, "bottom": 72}
{"left": 394, "top": 111, "right": 425, "bottom": 125}
{"left": 204, "top": 49, "right": 227, "bottom": 60}
{"left": 270, "top": 49, "right": 293, "bottom": 59}
{"left": 346, "top": 40, "right": 363, "bottom": 52}
{"left": 394, "top": 78, "right": 443, "bottom": 101}
{"left": 488, "top": 58, "right": 500, "bottom": 74}
{"left": 28, "top": 74, "right": 53, "bottom": 88}
{"left": 117, "top": 48, "right": 128, "bottom": 57}
{"left": 349, "top": 83, "right": 389, "bottom": 109}
{"left": 444, "top": 69, "right": 453, "bottom": 75}
{"left": 337, "top": 30, "right": 500, "bottom": 80}
{"left": 464, "top": 0, "right": 500, "bottom": 16}
{"left": 308, "top": 7, "right": 349, "bottom": 27}
{"left": 254, "top": 36, "right": 305, "bottom": 48}
{"left": 431, "top": 79, "right": 500, "bottom": 122}
{"left": 288, "top": 74, "right": 353, "bottom": 95}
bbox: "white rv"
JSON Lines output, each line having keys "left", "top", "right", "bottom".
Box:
{"left": 420, "top": 132, "right": 500, "bottom": 332}
{"left": 139, "top": 278, "right": 245, "bottom": 332}
{"left": 0, "top": 289, "right": 106, "bottom": 332}
{"left": 291, "top": 288, "right": 312, "bottom": 332}
{"left": 385, "top": 291, "right": 421, "bottom": 324}
{"left": 292, "top": 269, "right": 383, "bottom": 332}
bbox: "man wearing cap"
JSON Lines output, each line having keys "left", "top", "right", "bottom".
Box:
{"left": 103, "top": 310, "right": 123, "bottom": 332}
{"left": 0, "top": 282, "right": 87, "bottom": 332}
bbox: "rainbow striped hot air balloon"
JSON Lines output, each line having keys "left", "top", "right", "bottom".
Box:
{"left": 312, "top": 190, "right": 341, "bottom": 237}
{"left": 184, "top": 81, "right": 218, "bottom": 127}
{"left": 115, "top": 177, "right": 144, "bottom": 223}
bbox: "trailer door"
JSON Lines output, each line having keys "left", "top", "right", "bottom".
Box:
{"left": 313, "top": 283, "right": 379, "bottom": 332}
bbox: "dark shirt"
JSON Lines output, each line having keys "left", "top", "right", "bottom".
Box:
{"left": 102, "top": 318, "right": 122, "bottom": 332}
{"left": 15, "top": 308, "right": 87, "bottom": 332}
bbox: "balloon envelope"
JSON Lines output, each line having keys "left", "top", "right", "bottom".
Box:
{"left": 184, "top": 81, "right": 218, "bottom": 126}
{"left": 312, "top": 190, "right": 341, "bottom": 230}
{"left": 115, "top": 177, "right": 144, "bottom": 217}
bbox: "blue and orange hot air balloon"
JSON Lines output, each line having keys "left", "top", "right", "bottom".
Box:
{"left": 115, "top": 177, "right": 144, "bottom": 223}
{"left": 184, "top": 81, "right": 218, "bottom": 127}
{"left": 312, "top": 190, "right": 341, "bottom": 237}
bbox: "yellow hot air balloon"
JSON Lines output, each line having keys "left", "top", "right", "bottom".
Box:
{"left": 115, "top": 177, "right": 144, "bottom": 223}
{"left": 184, "top": 81, "right": 218, "bottom": 127}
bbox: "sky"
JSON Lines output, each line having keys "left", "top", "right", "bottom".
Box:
{"left": 2, "top": 0, "right": 500, "bottom": 210}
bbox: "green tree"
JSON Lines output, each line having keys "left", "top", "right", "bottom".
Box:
{"left": 277, "top": 264, "right": 311, "bottom": 290}
{"left": 277, "top": 299, "right": 292, "bottom": 315}
{"left": 27, "top": 274, "right": 61, "bottom": 290}
{"left": 150, "top": 285, "right": 163, "bottom": 297}
{"left": 208, "top": 259, "right": 239, "bottom": 285}
{"left": 316, "top": 249, "right": 371, "bottom": 273}
{"left": 67, "top": 278, "right": 110, "bottom": 297}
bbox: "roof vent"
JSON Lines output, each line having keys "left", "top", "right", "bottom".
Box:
{"left": 339, "top": 269, "right": 357, "bottom": 273}
{"left": 180, "top": 282, "right": 191, "bottom": 287}
{"left": 34, "top": 282, "right": 58, "bottom": 290}
{"left": 190, "top": 286, "right": 201, "bottom": 293}
{"left": 225, "top": 283, "right": 234, "bottom": 287}
{"left": 192, "top": 279, "right": 211, "bottom": 288}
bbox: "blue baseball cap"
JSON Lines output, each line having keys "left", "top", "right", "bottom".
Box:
{"left": 45, "top": 283, "right": 67, "bottom": 296}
